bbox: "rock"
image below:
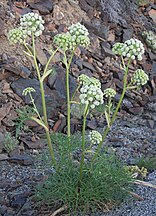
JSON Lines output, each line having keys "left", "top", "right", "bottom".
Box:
{"left": 35, "top": 44, "right": 48, "bottom": 65}
{"left": 87, "top": 119, "right": 98, "bottom": 129}
{"left": 8, "top": 155, "right": 33, "bottom": 166}
{"left": 10, "top": 193, "right": 29, "bottom": 208}
{"left": 152, "top": 61, "right": 156, "bottom": 73}
{"left": 11, "top": 78, "right": 65, "bottom": 117}
{"left": 147, "top": 119, "right": 155, "bottom": 129}
{"left": 148, "top": 9, "right": 156, "bottom": 23}
{"left": 123, "top": 98, "right": 133, "bottom": 110}
{"left": 0, "top": 102, "right": 12, "bottom": 122}
{"left": 101, "top": 43, "right": 115, "bottom": 57}
{"left": 28, "top": 0, "right": 54, "bottom": 14}
{"left": 4, "top": 64, "right": 31, "bottom": 78}
{"left": 0, "top": 154, "right": 9, "bottom": 161}
{"left": 79, "top": 0, "right": 92, "bottom": 12}
{"left": 0, "top": 205, "right": 7, "bottom": 215}
{"left": 0, "top": 132, "right": 5, "bottom": 153}
{"left": 47, "top": 66, "right": 77, "bottom": 98}
{"left": 82, "top": 61, "right": 96, "bottom": 71}
{"left": 84, "top": 20, "right": 109, "bottom": 40}
{"left": 129, "top": 107, "right": 144, "bottom": 115}
{"left": 122, "top": 28, "right": 133, "bottom": 41}
{"left": 20, "top": 66, "right": 31, "bottom": 78}
{"left": 2, "top": 118, "right": 15, "bottom": 127}
{"left": 20, "top": 138, "right": 46, "bottom": 149}
{"left": 53, "top": 5, "right": 64, "bottom": 21}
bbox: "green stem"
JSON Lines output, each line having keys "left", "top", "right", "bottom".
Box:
{"left": 43, "top": 47, "right": 60, "bottom": 76}
{"left": 63, "top": 48, "right": 77, "bottom": 158}
{"left": 90, "top": 57, "right": 131, "bottom": 167}
{"left": 79, "top": 104, "right": 89, "bottom": 183}
{"left": 23, "top": 41, "right": 33, "bottom": 56}
{"left": 32, "top": 34, "right": 41, "bottom": 80}
{"left": 28, "top": 92, "right": 42, "bottom": 121}
{"left": 40, "top": 80, "right": 56, "bottom": 164}
{"left": 31, "top": 34, "right": 56, "bottom": 165}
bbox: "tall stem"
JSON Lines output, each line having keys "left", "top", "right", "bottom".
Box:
{"left": 63, "top": 50, "right": 75, "bottom": 138}
{"left": 32, "top": 35, "right": 56, "bottom": 165}
{"left": 90, "top": 57, "right": 131, "bottom": 167}
{"left": 79, "top": 104, "right": 89, "bottom": 183}
{"left": 63, "top": 48, "right": 76, "bottom": 159}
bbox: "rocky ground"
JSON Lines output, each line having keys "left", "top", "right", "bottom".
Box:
{"left": 0, "top": 0, "right": 156, "bottom": 215}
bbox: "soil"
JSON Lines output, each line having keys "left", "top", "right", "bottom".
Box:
{"left": 0, "top": 0, "right": 156, "bottom": 215}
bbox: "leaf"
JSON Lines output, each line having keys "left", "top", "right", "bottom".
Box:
{"left": 30, "top": 117, "right": 48, "bottom": 131}
{"left": 105, "top": 110, "right": 110, "bottom": 128}
{"left": 41, "top": 69, "right": 54, "bottom": 82}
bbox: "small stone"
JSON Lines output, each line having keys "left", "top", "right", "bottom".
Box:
{"left": 101, "top": 44, "right": 115, "bottom": 57}
{"left": 0, "top": 154, "right": 9, "bottom": 161}
{"left": 152, "top": 61, "right": 156, "bottom": 73}
{"left": 149, "top": 9, "right": 156, "bottom": 23}
{"left": 28, "top": 0, "right": 53, "bottom": 14}
{"left": 20, "top": 66, "right": 31, "bottom": 78}
{"left": 129, "top": 107, "right": 144, "bottom": 115}
{"left": 53, "top": 5, "right": 64, "bottom": 21}
{"left": 82, "top": 61, "right": 96, "bottom": 71}
{"left": 122, "top": 28, "right": 133, "bottom": 41}
{"left": 87, "top": 119, "right": 98, "bottom": 129}
{"left": 147, "top": 119, "right": 155, "bottom": 128}
{"left": 10, "top": 194, "right": 28, "bottom": 208}
{"left": 8, "top": 155, "right": 33, "bottom": 166}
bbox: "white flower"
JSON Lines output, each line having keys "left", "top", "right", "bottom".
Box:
{"left": 89, "top": 130, "right": 102, "bottom": 145}
{"left": 8, "top": 28, "right": 27, "bottom": 44}
{"left": 104, "top": 88, "right": 116, "bottom": 98}
{"left": 131, "top": 69, "right": 149, "bottom": 86}
{"left": 20, "top": 12, "right": 44, "bottom": 37}
{"left": 112, "top": 38, "right": 145, "bottom": 61}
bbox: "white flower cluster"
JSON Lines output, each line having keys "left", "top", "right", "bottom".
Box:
{"left": 20, "top": 12, "right": 44, "bottom": 37}
{"left": 131, "top": 69, "right": 149, "bottom": 86}
{"left": 53, "top": 33, "right": 72, "bottom": 51}
{"left": 113, "top": 38, "right": 145, "bottom": 60}
{"left": 103, "top": 88, "right": 116, "bottom": 98}
{"left": 22, "top": 87, "right": 36, "bottom": 96}
{"left": 78, "top": 74, "right": 101, "bottom": 88}
{"left": 68, "top": 22, "right": 90, "bottom": 47}
{"left": 88, "top": 130, "right": 102, "bottom": 145}
{"left": 112, "top": 42, "right": 124, "bottom": 56}
{"left": 78, "top": 74, "right": 103, "bottom": 109}
{"left": 142, "top": 31, "right": 156, "bottom": 52}
{"left": 54, "top": 22, "right": 90, "bottom": 50}
{"left": 8, "top": 28, "right": 27, "bottom": 44}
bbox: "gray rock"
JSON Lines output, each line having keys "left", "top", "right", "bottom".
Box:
{"left": 122, "top": 28, "right": 134, "bottom": 41}
{"left": 84, "top": 20, "right": 109, "bottom": 40}
{"left": 28, "top": 0, "right": 54, "bottom": 15}
{"left": 11, "top": 78, "right": 65, "bottom": 117}
{"left": 152, "top": 61, "right": 156, "bottom": 73}
{"left": 8, "top": 155, "right": 33, "bottom": 166}
{"left": 47, "top": 66, "right": 77, "bottom": 98}
{"left": 0, "top": 132, "right": 5, "bottom": 153}
{"left": 0, "top": 154, "right": 9, "bottom": 161}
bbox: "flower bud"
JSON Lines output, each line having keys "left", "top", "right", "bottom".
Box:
{"left": 104, "top": 88, "right": 116, "bottom": 98}
{"left": 88, "top": 130, "right": 102, "bottom": 145}
{"left": 22, "top": 87, "right": 36, "bottom": 96}
{"left": 8, "top": 28, "right": 26, "bottom": 44}
{"left": 131, "top": 69, "right": 149, "bottom": 86}
{"left": 20, "top": 12, "right": 44, "bottom": 37}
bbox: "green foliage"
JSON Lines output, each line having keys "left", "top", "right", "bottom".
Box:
{"left": 3, "top": 132, "right": 18, "bottom": 153}
{"left": 136, "top": 157, "right": 156, "bottom": 172}
{"left": 15, "top": 106, "right": 35, "bottom": 138}
{"left": 136, "top": 0, "right": 150, "bottom": 6}
{"left": 35, "top": 151, "right": 132, "bottom": 214}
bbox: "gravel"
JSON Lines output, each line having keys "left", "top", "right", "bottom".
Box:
{"left": 95, "top": 171, "right": 156, "bottom": 216}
